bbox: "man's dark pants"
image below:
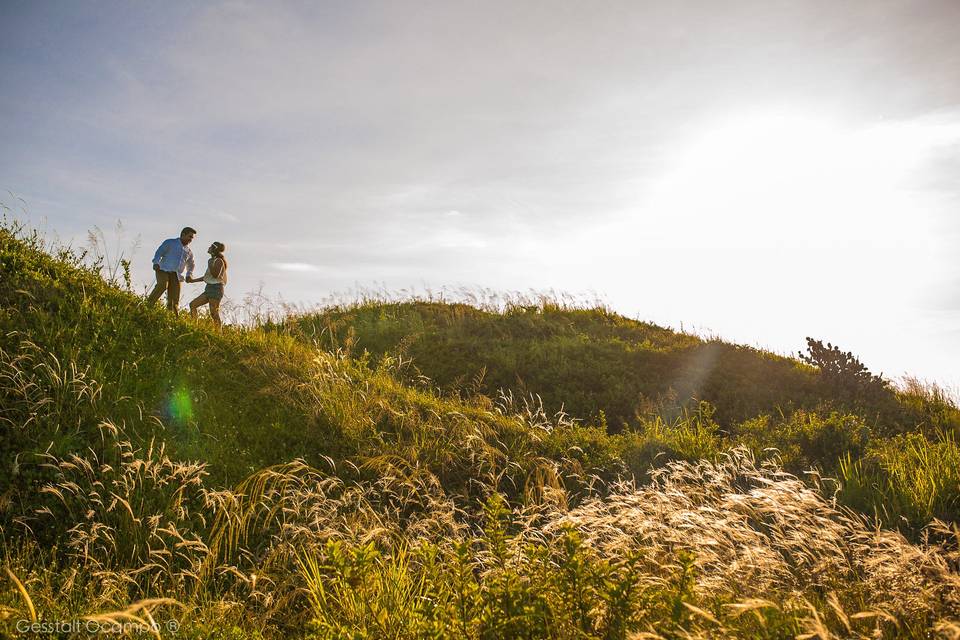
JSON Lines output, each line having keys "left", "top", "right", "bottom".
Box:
{"left": 147, "top": 269, "right": 181, "bottom": 313}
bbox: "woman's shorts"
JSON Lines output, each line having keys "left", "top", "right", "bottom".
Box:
{"left": 204, "top": 283, "right": 225, "bottom": 300}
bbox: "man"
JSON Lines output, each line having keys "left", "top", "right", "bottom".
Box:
{"left": 147, "top": 226, "right": 196, "bottom": 314}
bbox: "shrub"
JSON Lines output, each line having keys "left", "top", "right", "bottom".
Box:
{"left": 799, "top": 338, "right": 897, "bottom": 424}
{"left": 733, "top": 411, "right": 871, "bottom": 475}
{"left": 619, "top": 402, "right": 724, "bottom": 481}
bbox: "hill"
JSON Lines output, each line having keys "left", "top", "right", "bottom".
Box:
{"left": 1, "top": 221, "right": 959, "bottom": 639}
{"left": 277, "top": 301, "right": 911, "bottom": 432}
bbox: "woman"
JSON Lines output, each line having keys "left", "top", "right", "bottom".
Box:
{"left": 188, "top": 241, "right": 227, "bottom": 326}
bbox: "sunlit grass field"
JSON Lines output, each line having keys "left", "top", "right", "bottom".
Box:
{"left": 1, "top": 220, "right": 958, "bottom": 638}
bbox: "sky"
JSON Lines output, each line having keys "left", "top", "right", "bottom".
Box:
{"left": 1, "top": 0, "right": 959, "bottom": 389}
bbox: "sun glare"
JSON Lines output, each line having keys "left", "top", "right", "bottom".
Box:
{"left": 644, "top": 110, "right": 956, "bottom": 250}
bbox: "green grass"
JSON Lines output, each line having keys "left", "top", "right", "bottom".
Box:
{"left": 274, "top": 299, "right": 928, "bottom": 437}
{"left": 272, "top": 302, "right": 828, "bottom": 431}
{"left": 839, "top": 429, "right": 960, "bottom": 529}
{"left": 1, "top": 219, "right": 959, "bottom": 638}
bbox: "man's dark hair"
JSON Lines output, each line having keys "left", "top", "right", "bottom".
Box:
{"left": 181, "top": 227, "right": 197, "bottom": 236}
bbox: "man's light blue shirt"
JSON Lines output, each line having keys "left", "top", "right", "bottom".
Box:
{"left": 153, "top": 238, "right": 195, "bottom": 282}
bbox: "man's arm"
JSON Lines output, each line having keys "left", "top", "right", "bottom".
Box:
{"left": 183, "top": 248, "right": 195, "bottom": 282}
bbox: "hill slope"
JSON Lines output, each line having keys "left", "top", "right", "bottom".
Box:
{"left": 2, "top": 222, "right": 959, "bottom": 638}
{"left": 280, "top": 299, "right": 916, "bottom": 433}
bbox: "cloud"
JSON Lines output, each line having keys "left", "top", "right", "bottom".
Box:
{"left": 215, "top": 211, "right": 240, "bottom": 223}
{"left": 270, "top": 262, "right": 320, "bottom": 273}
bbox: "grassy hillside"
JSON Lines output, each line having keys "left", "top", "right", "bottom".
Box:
{"left": 277, "top": 302, "right": 917, "bottom": 433}
{"left": 1, "top": 221, "right": 959, "bottom": 639}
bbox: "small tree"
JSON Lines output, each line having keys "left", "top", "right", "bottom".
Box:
{"left": 799, "top": 337, "right": 889, "bottom": 407}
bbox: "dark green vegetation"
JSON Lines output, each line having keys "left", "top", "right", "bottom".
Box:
{"left": 1, "top": 221, "right": 959, "bottom": 638}
{"left": 279, "top": 303, "right": 929, "bottom": 435}
{"left": 278, "top": 302, "right": 823, "bottom": 431}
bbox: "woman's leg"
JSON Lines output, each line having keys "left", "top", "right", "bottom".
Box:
{"left": 209, "top": 299, "right": 222, "bottom": 327}
{"left": 189, "top": 293, "right": 209, "bottom": 319}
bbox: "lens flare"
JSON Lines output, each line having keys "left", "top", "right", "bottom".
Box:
{"left": 168, "top": 386, "right": 193, "bottom": 423}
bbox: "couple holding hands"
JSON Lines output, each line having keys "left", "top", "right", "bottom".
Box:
{"left": 146, "top": 226, "right": 228, "bottom": 326}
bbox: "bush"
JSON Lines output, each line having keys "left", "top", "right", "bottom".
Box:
{"left": 799, "top": 338, "right": 897, "bottom": 424}
{"left": 619, "top": 402, "right": 725, "bottom": 481}
{"left": 733, "top": 411, "right": 871, "bottom": 475}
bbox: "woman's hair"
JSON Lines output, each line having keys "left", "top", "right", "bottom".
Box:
{"left": 211, "top": 241, "right": 225, "bottom": 254}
